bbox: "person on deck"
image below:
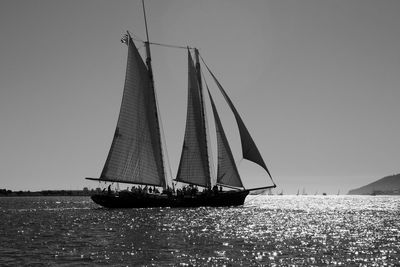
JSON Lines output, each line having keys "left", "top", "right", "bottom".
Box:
{"left": 213, "top": 185, "right": 219, "bottom": 194}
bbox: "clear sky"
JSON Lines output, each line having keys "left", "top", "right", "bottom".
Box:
{"left": 0, "top": 0, "right": 399, "bottom": 194}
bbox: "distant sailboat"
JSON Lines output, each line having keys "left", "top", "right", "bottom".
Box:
{"left": 85, "top": 1, "right": 276, "bottom": 208}
{"left": 302, "top": 188, "right": 307, "bottom": 195}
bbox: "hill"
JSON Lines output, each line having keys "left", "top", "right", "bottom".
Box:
{"left": 348, "top": 174, "right": 400, "bottom": 195}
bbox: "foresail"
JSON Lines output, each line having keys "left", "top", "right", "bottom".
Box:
{"left": 205, "top": 64, "right": 273, "bottom": 181}
{"left": 100, "top": 35, "right": 165, "bottom": 187}
{"left": 207, "top": 89, "right": 243, "bottom": 188}
{"left": 176, "top": 51, "right": 211, "bottom": 187}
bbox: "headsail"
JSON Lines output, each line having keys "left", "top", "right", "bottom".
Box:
{"left": 99, "top": 34, "right": 166, "bottom": 187}
{"left": 176, "top": 50, "right": 211, "bottom": 187}
{"left": 206, "top": 88, "right": 243, "bottom": 188}
{"left": 203, "top": 61, "right": 274, "bottom": 182}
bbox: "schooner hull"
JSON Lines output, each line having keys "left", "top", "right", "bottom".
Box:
{"left": 91, "top": 190, "right": 249, "bottom": 209}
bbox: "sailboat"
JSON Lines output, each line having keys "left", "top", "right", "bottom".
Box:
{"left": 85, "top": 3, "right": 276, "bottom": 208}
{"left": 302, "top": 188, "right": 307, "bottom": 195}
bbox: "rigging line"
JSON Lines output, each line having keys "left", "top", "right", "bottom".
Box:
{"left": 148, "top": 41, "right": 194, "bottom": 50}
{"left": 198, "top": 52, "right": 209, "bottom": 71}
{"left": 132, "top": 35, "right": 145, "bottom": 43}
{"left": 130, "top": 36, "right": 194, "bottom": 50}
{"left": 137, "top": 43, "right": 146, "bottom": 51}
{"left": 127, "top": 31, "right": 193, "bottom": 50}
{"left": 200, "top": 66, "right": 210, "bottom": 92}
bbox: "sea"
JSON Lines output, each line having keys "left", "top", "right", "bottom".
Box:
{"left": 0, "top": 195, "right": 399, "bottom": 266}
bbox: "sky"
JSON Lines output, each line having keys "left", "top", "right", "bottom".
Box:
{"left": 0, "top": 0, "right": 399, "bottom": 194}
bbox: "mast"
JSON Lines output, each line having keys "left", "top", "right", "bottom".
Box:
{"left": 142, "top": 0, "right": 153, "bottom": 81}
{"left": 142, "top": 0, "right": 167, "bottom": 188}
{"left": 142, "top": 0, "right": 153, "bottom": 69}
{"left": 142, "top": 0, "right": 150, "bottom": 44}
{"left": 175, "top": 50, "right": 211, "bottom": 188}
{"left": 194, "top": 48, "right": 212, "bottom": 188}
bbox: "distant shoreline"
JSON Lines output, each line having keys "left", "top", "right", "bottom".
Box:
{"left": 0, "top": 189, "right": 92, "bottom": 197}
{"left": 2, "top": 191, "right": 400, "bottom": 197}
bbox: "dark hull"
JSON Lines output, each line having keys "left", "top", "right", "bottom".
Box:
{"left": 91, "top": 190, "right": 249, "bottom": 208}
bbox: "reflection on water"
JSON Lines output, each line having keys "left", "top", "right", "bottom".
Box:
{"left": 0, "top": 195, "right": 399, "bottom": 265}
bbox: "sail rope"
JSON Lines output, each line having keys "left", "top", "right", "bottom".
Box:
{"left": 128, "top": 33, "right": 194, "bottom": 50}
{"left": 148, "top": 41, "right": 194, "bottom": 50}
{"left": 124, "top": 29, "right": 193, "bottom": 50}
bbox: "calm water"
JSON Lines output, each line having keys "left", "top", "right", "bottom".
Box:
{"left": 0, "top": 195, "right": 399, "bottom": 266}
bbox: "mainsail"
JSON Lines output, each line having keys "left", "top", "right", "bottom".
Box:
{"left": 203, "top": 62, "right": 274, "bottom": 181}
{"left": 99, "top": 34, "right": 166, "bottom": 187}
{"left": 175, "top": 50, "right": 211, "bottom": 187}
{"left": 206, "top": 88, "right": 243, "bottom": 188}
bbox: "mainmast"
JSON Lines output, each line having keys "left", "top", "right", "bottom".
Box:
{"left": 194, "top": 48, "right": 213, "bottom": 188}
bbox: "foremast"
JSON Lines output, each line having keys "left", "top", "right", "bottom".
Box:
{"left": 142, "top": 0, "right": 168, "bottom": 189}
{"left": 145, "top": 45, "right": 169, "bottom": 189}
